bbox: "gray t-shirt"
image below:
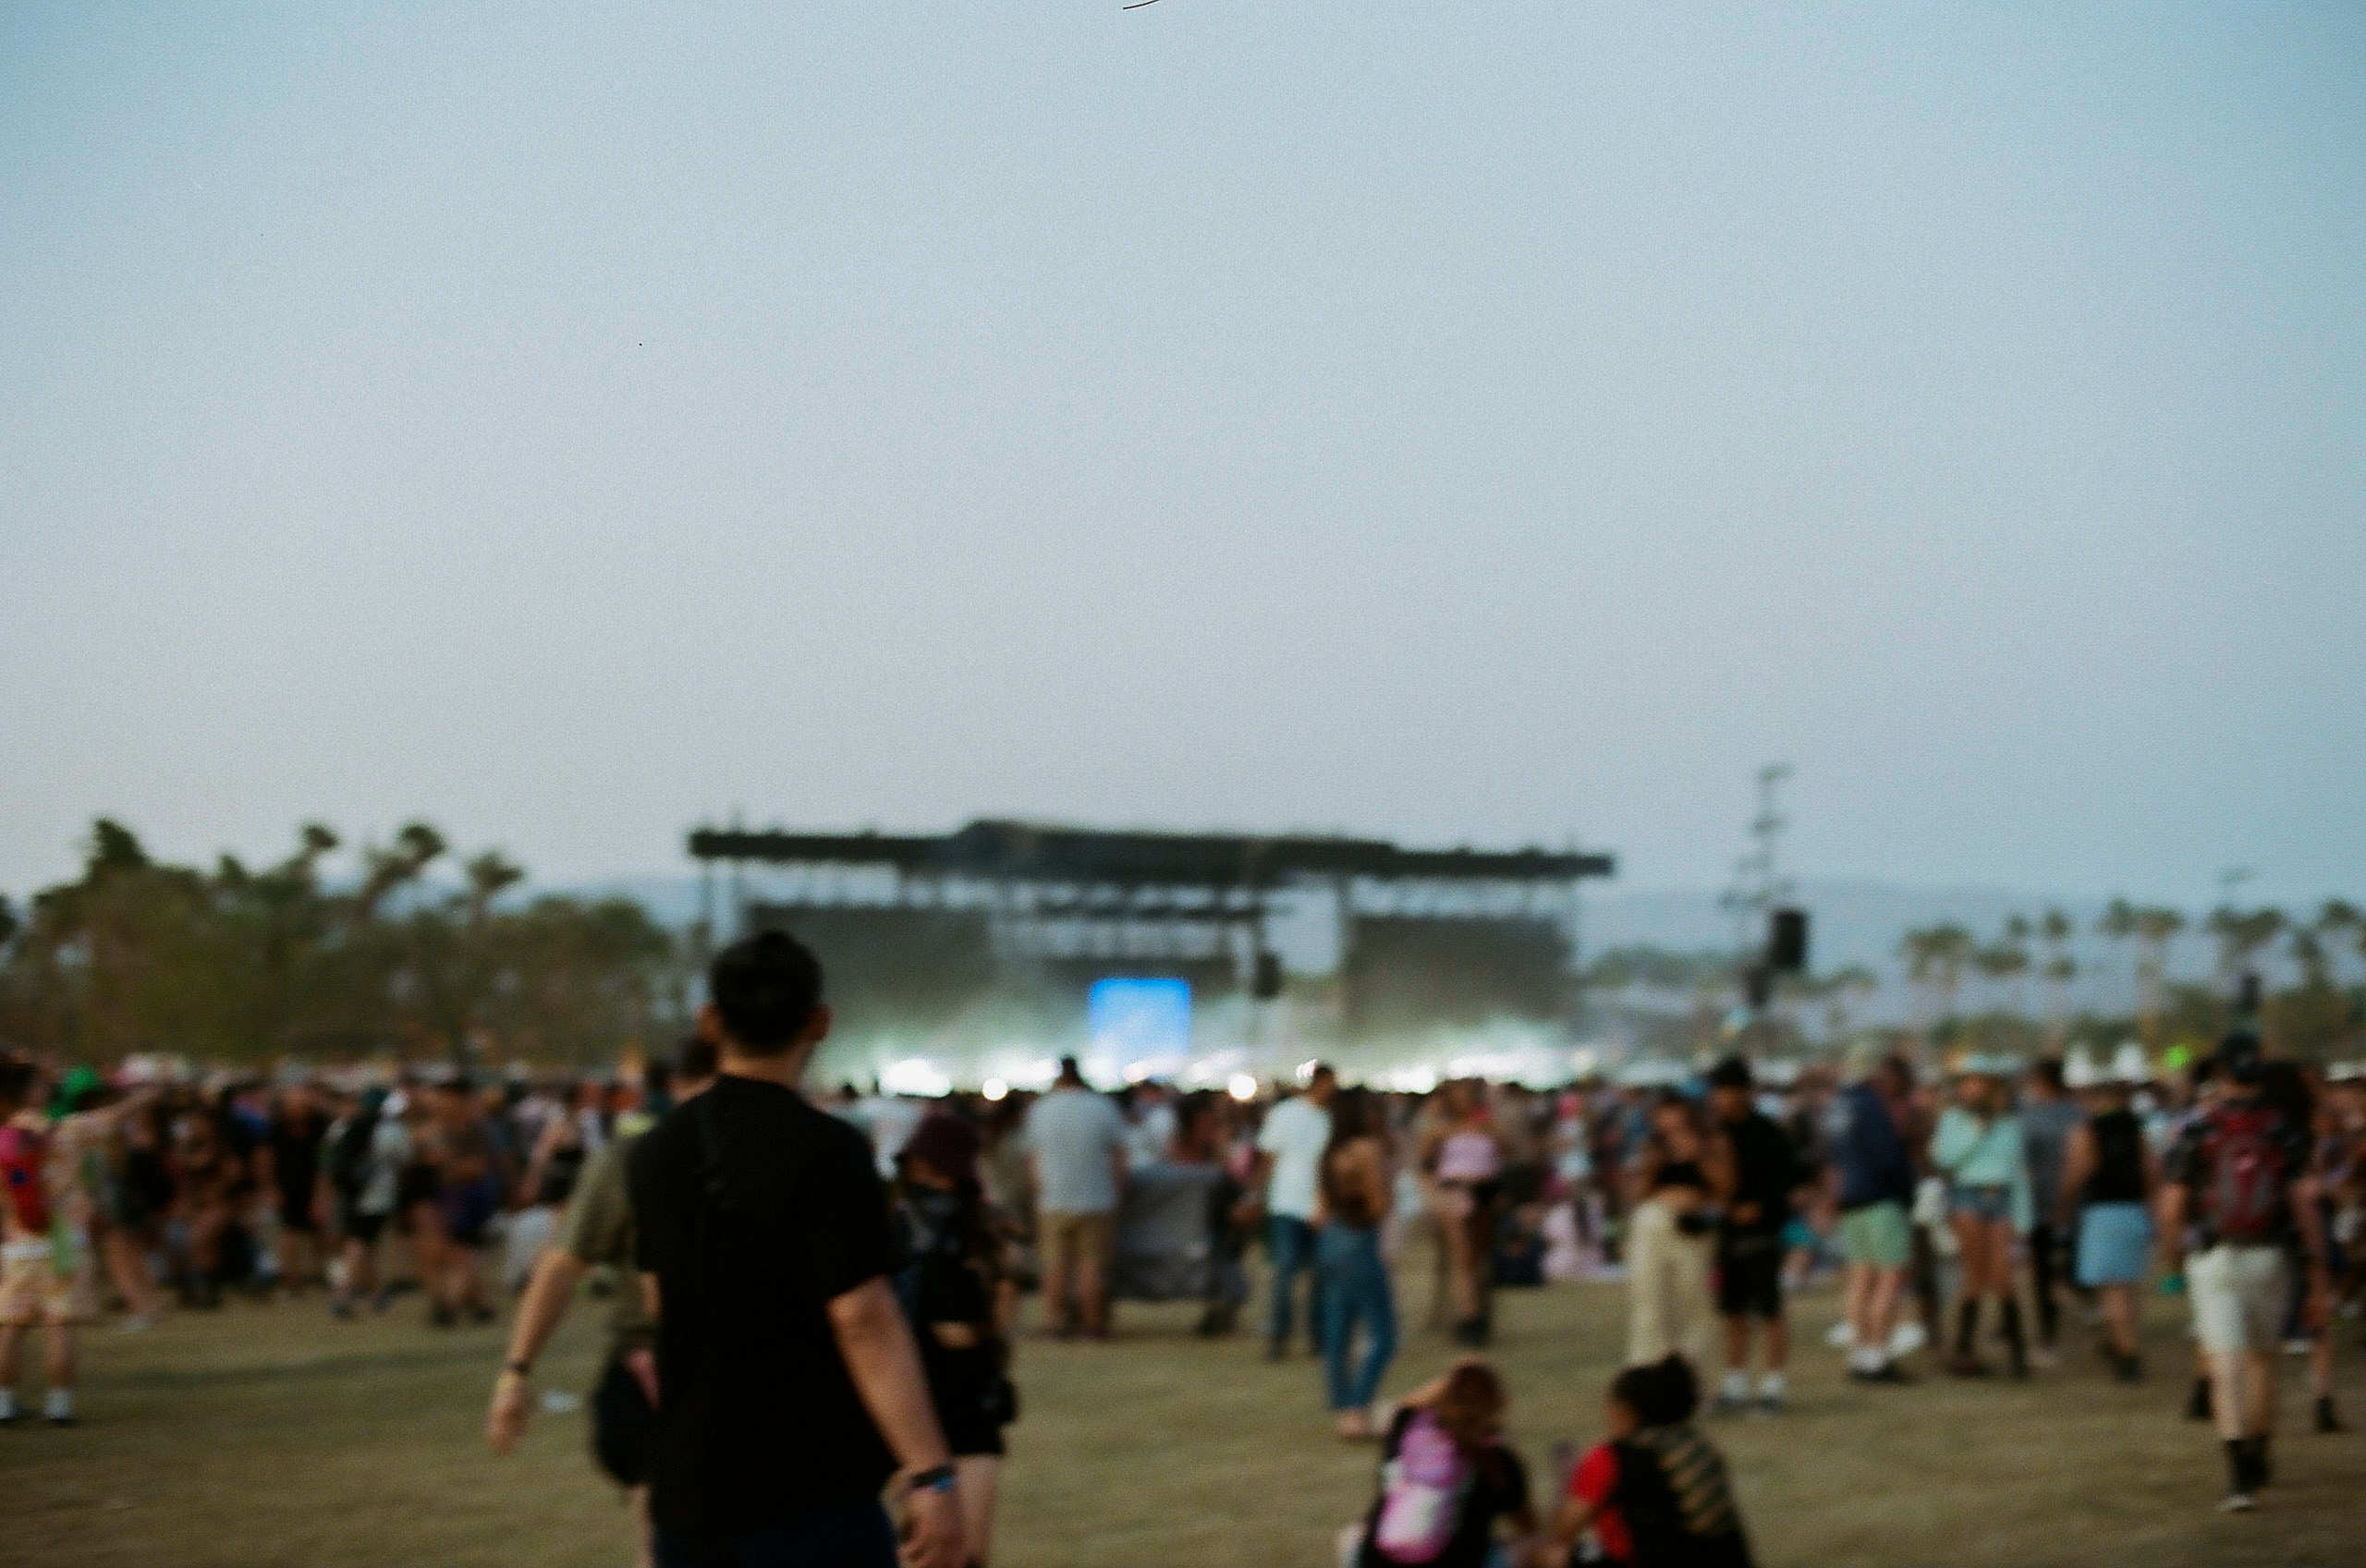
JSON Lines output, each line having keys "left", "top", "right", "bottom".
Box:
{"left": 2020, "top": 1098, "right": 2082, "bottom": 1226}
{"left": 1025, "top": 1087, "right": 1126, "bottom": 1215}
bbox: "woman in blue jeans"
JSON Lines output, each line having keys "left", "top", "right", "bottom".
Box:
{"left": 1315, "top": 1088, "right": 1398, "bottom": 1440}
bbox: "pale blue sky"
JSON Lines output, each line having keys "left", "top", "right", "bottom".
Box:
{"left": 4, "top": 4, "right": 2361, "bottom": 909}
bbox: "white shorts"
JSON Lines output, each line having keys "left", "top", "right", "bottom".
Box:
{"left": 2189, "top": 1243, "right": 2287, "bottom": 1356}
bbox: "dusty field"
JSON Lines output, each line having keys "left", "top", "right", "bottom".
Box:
{"left": 4, "top": 1259, "right": 2360, "bottom": 1567}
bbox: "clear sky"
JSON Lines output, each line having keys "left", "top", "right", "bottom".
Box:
{"left": 4, "top": 4, "right": 2360, "bottom": 909}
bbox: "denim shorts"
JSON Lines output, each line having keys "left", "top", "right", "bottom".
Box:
{"left": 1949, "top": 1185, "right": 2012, "bottom": 1224}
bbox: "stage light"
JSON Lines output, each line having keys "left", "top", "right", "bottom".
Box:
{"left": 982, "top": 1078, "right": 1008, "bottom": 1101}
{"left": 1226, "top": 1073, "right": 1258, "bottom": 1102}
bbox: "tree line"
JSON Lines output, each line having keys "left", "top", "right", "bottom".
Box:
{"left": 0, "top": 819, "right": 692, "bottom": 1069}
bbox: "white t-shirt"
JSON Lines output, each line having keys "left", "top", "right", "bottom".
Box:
{"left": 1257, "top": 1095, "right": 1333, "bottom": 1221}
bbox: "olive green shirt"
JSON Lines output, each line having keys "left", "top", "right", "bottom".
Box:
{"left": 556, "top": 1135, "right": 653, "bottom": 1352}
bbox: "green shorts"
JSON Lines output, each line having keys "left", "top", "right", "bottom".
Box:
{"left": 1839, "top": 1201, "right": 1910, "bottom": 1270}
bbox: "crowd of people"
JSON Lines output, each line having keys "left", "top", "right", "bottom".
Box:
{"left": 4, "top": 930, "right": 2363, "bottom": 1561}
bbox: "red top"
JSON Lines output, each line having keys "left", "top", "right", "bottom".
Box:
{"left": 1570, "top": 1443, "right": 1631, "bottom": 1563}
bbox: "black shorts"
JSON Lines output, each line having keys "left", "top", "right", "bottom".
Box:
{"left": 592, "top": 1353, "right": 659, "bottom": 1487}
{"left": 279, "top": 1193, "right": 319, "bottom": 1234}
{"left": 346, "top": 1210, "right": 388, "bottom": 1246}
{"left": 1716, "top": 1233, "right": 1785, "bottom": 1319}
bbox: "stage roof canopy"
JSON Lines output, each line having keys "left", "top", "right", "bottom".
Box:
{"left": 689, "top": 819, "right": 1614, "bottom": 888}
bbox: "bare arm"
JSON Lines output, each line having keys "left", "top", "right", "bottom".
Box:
{"left": 2059, "top": 1124, "right": 2095, "bottom": 1218}
{"left": 827, "top": 1276, "right": 955, "bottom": 1470}
{"left": 2155, "top": 1184, "right": 2188, "bottom": 1273}
{"left": 486, "top": 1247, "right": 589, "bottom": 1453}
{"left": 826, "top": 1276, "right": 965, "bottom": 1568}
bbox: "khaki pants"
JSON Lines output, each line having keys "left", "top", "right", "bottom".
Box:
{"left": 1626, "top": 1197, "right": 1714, "bottom": 1367}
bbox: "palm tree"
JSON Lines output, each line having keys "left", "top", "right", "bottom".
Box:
{"left": 2315, "top": 899, "right": 2362, "bottom": 991}
{"left": 2206, "top": 905, "right": 2287, "bottom": 996}
{"left": 1975, "top": 917, "right": 2032, "bottom": 1018}
{"left": 2037, "top": 907, "right": 2077, "bottom": 1041}
{"left": 1813, "top": 965, "right": 1880, "bottom": 1044}
{"left": 1901, "top": 923, "right": 1974, "bottom": 1040}
{"left": 2130, "top": 906, "right": 2185, "bottom": 1046}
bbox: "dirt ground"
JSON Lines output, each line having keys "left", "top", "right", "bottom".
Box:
{"left": 4, "top": 1258, "right": 2360, "bottom": 1567}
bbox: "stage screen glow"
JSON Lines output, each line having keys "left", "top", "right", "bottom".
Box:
{"left": 1088, "top": 977, "right": 1192, "bottom": 1069}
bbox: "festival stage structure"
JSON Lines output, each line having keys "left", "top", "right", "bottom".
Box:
{"left": 688, "top": 820, "right": 1614, "bottom": 1045}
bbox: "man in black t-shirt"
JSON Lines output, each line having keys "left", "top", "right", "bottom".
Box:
{"left": 1707, "top": 1058, "right": 1803, "bottom": 1414}
{"left": 628, "top": 932, "right": 964, "bottom": 1568}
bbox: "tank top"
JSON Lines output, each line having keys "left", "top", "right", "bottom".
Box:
{"left": 1650, "top": 1158, "right": 1708, "bottom": 1196}
{"left": 2083, "top": 1109, "right": 2145, "bottom": 1205}
{"left": 1323, "top": 1143, "right": 1379, "bottom": 1227}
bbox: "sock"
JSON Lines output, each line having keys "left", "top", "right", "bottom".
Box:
{"left": 2224, "top": 1439, "right": 2250, "bottom": 1493}
{"left": 43, "top": 1388, "right": 72, "bottom": 1420}
{"left": 1759, "top": 1371, "right": 1787, "bottom": 1400}
{"left": 1955, "top": 1300, "right": 1981, "bottom": 1358}
{"left": 2253, "top": 1434, "right": 2272, "bottom": 1487}
{"left": 1721, "top": 1369, "right": 1750, "bottom": 1401}
{"left": 0, "top": 1388, "right": 17, "bottom": 1421}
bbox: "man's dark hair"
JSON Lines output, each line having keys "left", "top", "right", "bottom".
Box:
{"left": 2030, "top": 1057, "right": 2066, "bottom": 1091}
{"left": 1707, "top": 1056, "right": 1752, "bottom": 1091}
{"left": 1055, "top": 1055, "right": 1084, "bottom": 1086}
{"left": 1612, "top": 1354, "right": 1701, "bottom": 1426}
{"left": 1309, "top": 1062, "right": 1337, "bottom": 1086}
{"left": 673, "top": 1034, "right": 720, "bottom": 1083}
{"left": 1880, "top": 1053, "right": 1916, "bottom": 1092}
{"left": 2215, "top": 1029, "right": 2263, "bottom": 1088}
{"left": 708, "top": 930, "right": 824, "bottom": 1054}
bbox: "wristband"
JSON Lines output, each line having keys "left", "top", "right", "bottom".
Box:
{"left": 909, "top": 1464, "right": 957, "bottom": 1494}
{"left": 504, "top": 1360, "right": 533, "bottom": 1379}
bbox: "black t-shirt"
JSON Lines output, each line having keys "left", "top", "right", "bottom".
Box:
{"left": 628, "top": 1076, "right": 898, "bottom": 1536}
{"left": 1720, "top": 1112, "right": 1800, "bottom": 1238}
{"left": 1357, "top": 1407, "right": 1530, "bottom": 1568}
{"left": 270, "top": 1111, "right": 329, "bottom": 1205}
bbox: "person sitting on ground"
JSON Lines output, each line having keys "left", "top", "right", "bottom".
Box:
{"left": 1349, "top": 1357, "right": 1536, "bottom": 1568}
{"left": 1550, "top": 1354, "right": 1752, "bottom": 1568}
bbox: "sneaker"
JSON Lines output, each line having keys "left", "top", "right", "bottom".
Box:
{"left": 1849, "top": 1362, "right": 1916, "bottom": 1386}
{"left": 1823, "top": 1320, "right": 1855, "bottom": 1350}
{"left": 2215, "top": 1490, "right": 2256, "bottom": 1513}
{"left": 1888, "top": 1320, "right": 1928, "bottom": 1358}
{"left": 1757, "top": 1388, "right": 1787, "bottom": 1414}
{"left": 330, "top": 1297, "right": 355, "bottom": 1321}
{"left": 45, "top": 1413, "right": 76, "bottom": 1428}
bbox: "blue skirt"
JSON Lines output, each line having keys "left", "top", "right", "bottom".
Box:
{"left": 2075, "top": 1201, "right": 2153, "bottom": 1286}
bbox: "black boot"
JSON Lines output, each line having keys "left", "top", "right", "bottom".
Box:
{"left": 2222, "top": 1439, "right": 2256, "bottom": 1509}
{"left": 2186, "top": 1376, "right": 2214, "bottom": 1421}
{"left": 2252, "top": 1434, "right": 2273, "bottom": 1489}
{"left": 2000, "top": 1299, "right": 2029, "bottom": 1380}
{"left": 2316, "top": 1395, "right": 2345, "bottom": 1434}
{"left": 1949, "top": 1301, "right": 1988, "bottom": 1376}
